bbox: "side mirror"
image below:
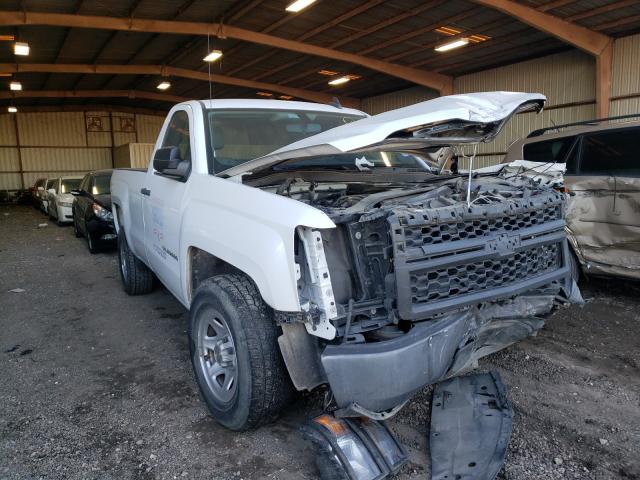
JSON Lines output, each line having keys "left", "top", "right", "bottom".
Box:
{"left": 153, "top": 146, "right": 190, "bottom": 180}
{"left": 70, "top": 189, "right": 81, "bottom": 196}
{"left": 153, "top": 146, "right": 182, "bottom": 171}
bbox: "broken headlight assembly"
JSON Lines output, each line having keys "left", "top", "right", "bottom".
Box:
{"left": 302, "top": 414, "right": 407, "bottom": 480}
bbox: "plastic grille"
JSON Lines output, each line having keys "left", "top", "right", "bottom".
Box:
{"left": 402, "top": 205, "right": 561, "bottom": 248}
{"left": 410, "top": 243, "right": 561, "bottom": 303}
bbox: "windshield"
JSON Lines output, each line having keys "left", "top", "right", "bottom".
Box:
{"left": 92, "top": 174, "right": 112, "bottom": 195}
{"left": 60, "top": 178, "right": 81, "bottom": 194}
{"left": 205, "top": 108, "right": 364, "bottom": 173}
{"left": 273, "top": 151, "right": 439, "bottom": 173}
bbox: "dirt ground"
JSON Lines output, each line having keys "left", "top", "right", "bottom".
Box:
{"left": 1, "top": 204, "right": 639, "bottom": 480}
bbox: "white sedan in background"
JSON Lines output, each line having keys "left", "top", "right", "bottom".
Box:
{"left": 47, "top": 176, "right": 83, "bottom": 225}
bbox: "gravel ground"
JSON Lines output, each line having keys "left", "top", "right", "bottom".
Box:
{"left": 1, "top": 204, "right": 639, "bottom": 480}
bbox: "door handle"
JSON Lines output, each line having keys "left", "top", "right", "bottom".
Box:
{"left": 140, "top": 188, "right": 151, "bottom": 196}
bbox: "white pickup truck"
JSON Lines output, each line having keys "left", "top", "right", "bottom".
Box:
{"left": 111, "top": 93, "right": 579, "bottom": 431}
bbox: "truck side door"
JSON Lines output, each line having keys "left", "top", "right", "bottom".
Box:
{"left": 142, "top": 107, "right": 193, "bottom": 297}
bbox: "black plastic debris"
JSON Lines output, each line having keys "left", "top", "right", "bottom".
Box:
{"left": 430, "top": 371, "right": 513, "bottom": 480}
{"left": 303, "top": 414, "right": 408, "bottom": 480}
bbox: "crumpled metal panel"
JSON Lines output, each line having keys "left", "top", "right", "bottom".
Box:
{"left": 566, "top": 175, "right": 640, "bottom": 280}
{"left": 430, "top": 371, "right": 513, "bottom": 480}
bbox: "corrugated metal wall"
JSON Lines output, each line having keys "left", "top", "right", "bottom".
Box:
{"left": 361, "top": 86, "right": 439, "bottom": 115}
{"left": 454, "top": 50, "right": 596, "bottom": 167}
{"left": 0, "top": 110, "right": 164, "bottom": 192}
{"left": 363, "top": 50, "right": 598, "bottom": 168}
{"left": 611, "top": 33, "right": 640, "bottom": 116}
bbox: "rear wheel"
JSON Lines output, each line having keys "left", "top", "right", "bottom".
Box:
{"left": 188, "top": 274, "right": 293, "bottom": 431}
{"left": 73, "top": 216, "right": 82, "bottom": 238}
{"left": 117, "top": 229, "right": 154, "bottom": 295}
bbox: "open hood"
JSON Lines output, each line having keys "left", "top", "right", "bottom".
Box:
{"left": 219, "top": 91, "right": 545, "bottom": 178}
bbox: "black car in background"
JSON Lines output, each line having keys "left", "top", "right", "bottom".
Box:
{"left": 72, "top": 170, "right": 116, "bottom": 253}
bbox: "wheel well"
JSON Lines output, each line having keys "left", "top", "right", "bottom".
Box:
{"left": 189, "top": 247, "right": 244, "bottom": 301}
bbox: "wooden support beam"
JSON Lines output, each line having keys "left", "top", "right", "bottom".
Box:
{"left": 0, "top": 89, "right": 189, "bottom": 103}
{"left": 1, "top": 104, "right": 168, "bottom": 115}
{"left": 595, "top": 40, "right": 613, "bottom": 118}
{"left": 472, "top": 0, "right": 611, "bottom": 55}
{"left": 0, "top": 63, "right": 361, "bottom": 108}
{"left": 473, "top": 0, "right": 614, "bottom": 118}
{"left": 225, "top": 0, "right": 386, "bottom": 77}
{"left": 0, "top": 10, "right": 453, "bottom": 93}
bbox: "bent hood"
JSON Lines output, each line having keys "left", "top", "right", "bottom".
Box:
{"left": 219, "top": 91, "right": 545, "bottom": 178}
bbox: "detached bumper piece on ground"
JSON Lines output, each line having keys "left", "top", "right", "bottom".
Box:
{"left": 303, "top": 414, "right": 408, "bottom": 480}
{"left": 430, "top": 371, "right": 513, "bottom": 480}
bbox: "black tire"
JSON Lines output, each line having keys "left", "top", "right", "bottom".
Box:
{"left": 73, "top": 217, "right": 82, "bottom": 238}
{"left": 567, "top": 246, "right": 581, "bottom": 283}
{"left": 117, "top": 229, "right": 154, "bottom": 295}
{"left": 188, "top": 274, "right": 294, "bottom": 431}
{"left": 86, "top": 228, "right": 99, "bottom": 254}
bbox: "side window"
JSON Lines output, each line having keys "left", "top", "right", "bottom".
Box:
{"left": 522, "top": 136, "right": 576, "bottom": 165}
{"left": 161, "top": 111, "right": 191, "bottom": 162}
{"left": 579, "top": 129, "right": 639, "bottom": 176}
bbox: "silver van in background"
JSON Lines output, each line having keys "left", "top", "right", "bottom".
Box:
{"left": 505, "top": 116, "right": 640, "bottom": 281}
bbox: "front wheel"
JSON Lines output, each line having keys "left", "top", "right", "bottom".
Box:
{"left": 189, "top": 274, "right": 294, "bottom": 431}
{"left": 73, "top": 215, "right": 82, "bottom": 237}
{"left": 117, "top": 229, "right": 154, "bottom": 295}
{"left": 86, "top": 226, "right": 99, "bottom": 254}
{"left": 567, "top": 246, "right": 581, "bottom": 283}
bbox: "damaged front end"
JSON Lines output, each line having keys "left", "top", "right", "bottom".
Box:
{"left": 280, "top": 174, "right": 580, "bottom": 418}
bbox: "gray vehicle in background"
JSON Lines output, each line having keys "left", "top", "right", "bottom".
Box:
{"left": 505, "top": 116, "right": 640, "bottom": 281}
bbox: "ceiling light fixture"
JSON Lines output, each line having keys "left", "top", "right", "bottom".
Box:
{"left": 9, "top": 81, "right": 22, "bottom": 91}
{"left": 256, "top": 91, "right": 273, "bottom": 97}
{"left": 435, "top": 26, "right": 462, "bottom": 36}
{"left": 434, "top": 38, "right": 469, "bottom": 52}
{"left": 157, "top": 81, "right": 171, "bottom": 90}
{"left": 203, "top": 49, "right": 223, "bottom": 62}
{"left": 285, "top": 0, "right": 317, "bottom": 13}
{"left": 279, "top": 95, "right": 293, "bottom": 100}
{"left": 8, "top": 106, "right": 17, "bottom": 113}
{"left": 14, "top": 42, "right": 30, "bottom": 56}
{"left": 328, "top": 76, "right": 351, "bottom": 86}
